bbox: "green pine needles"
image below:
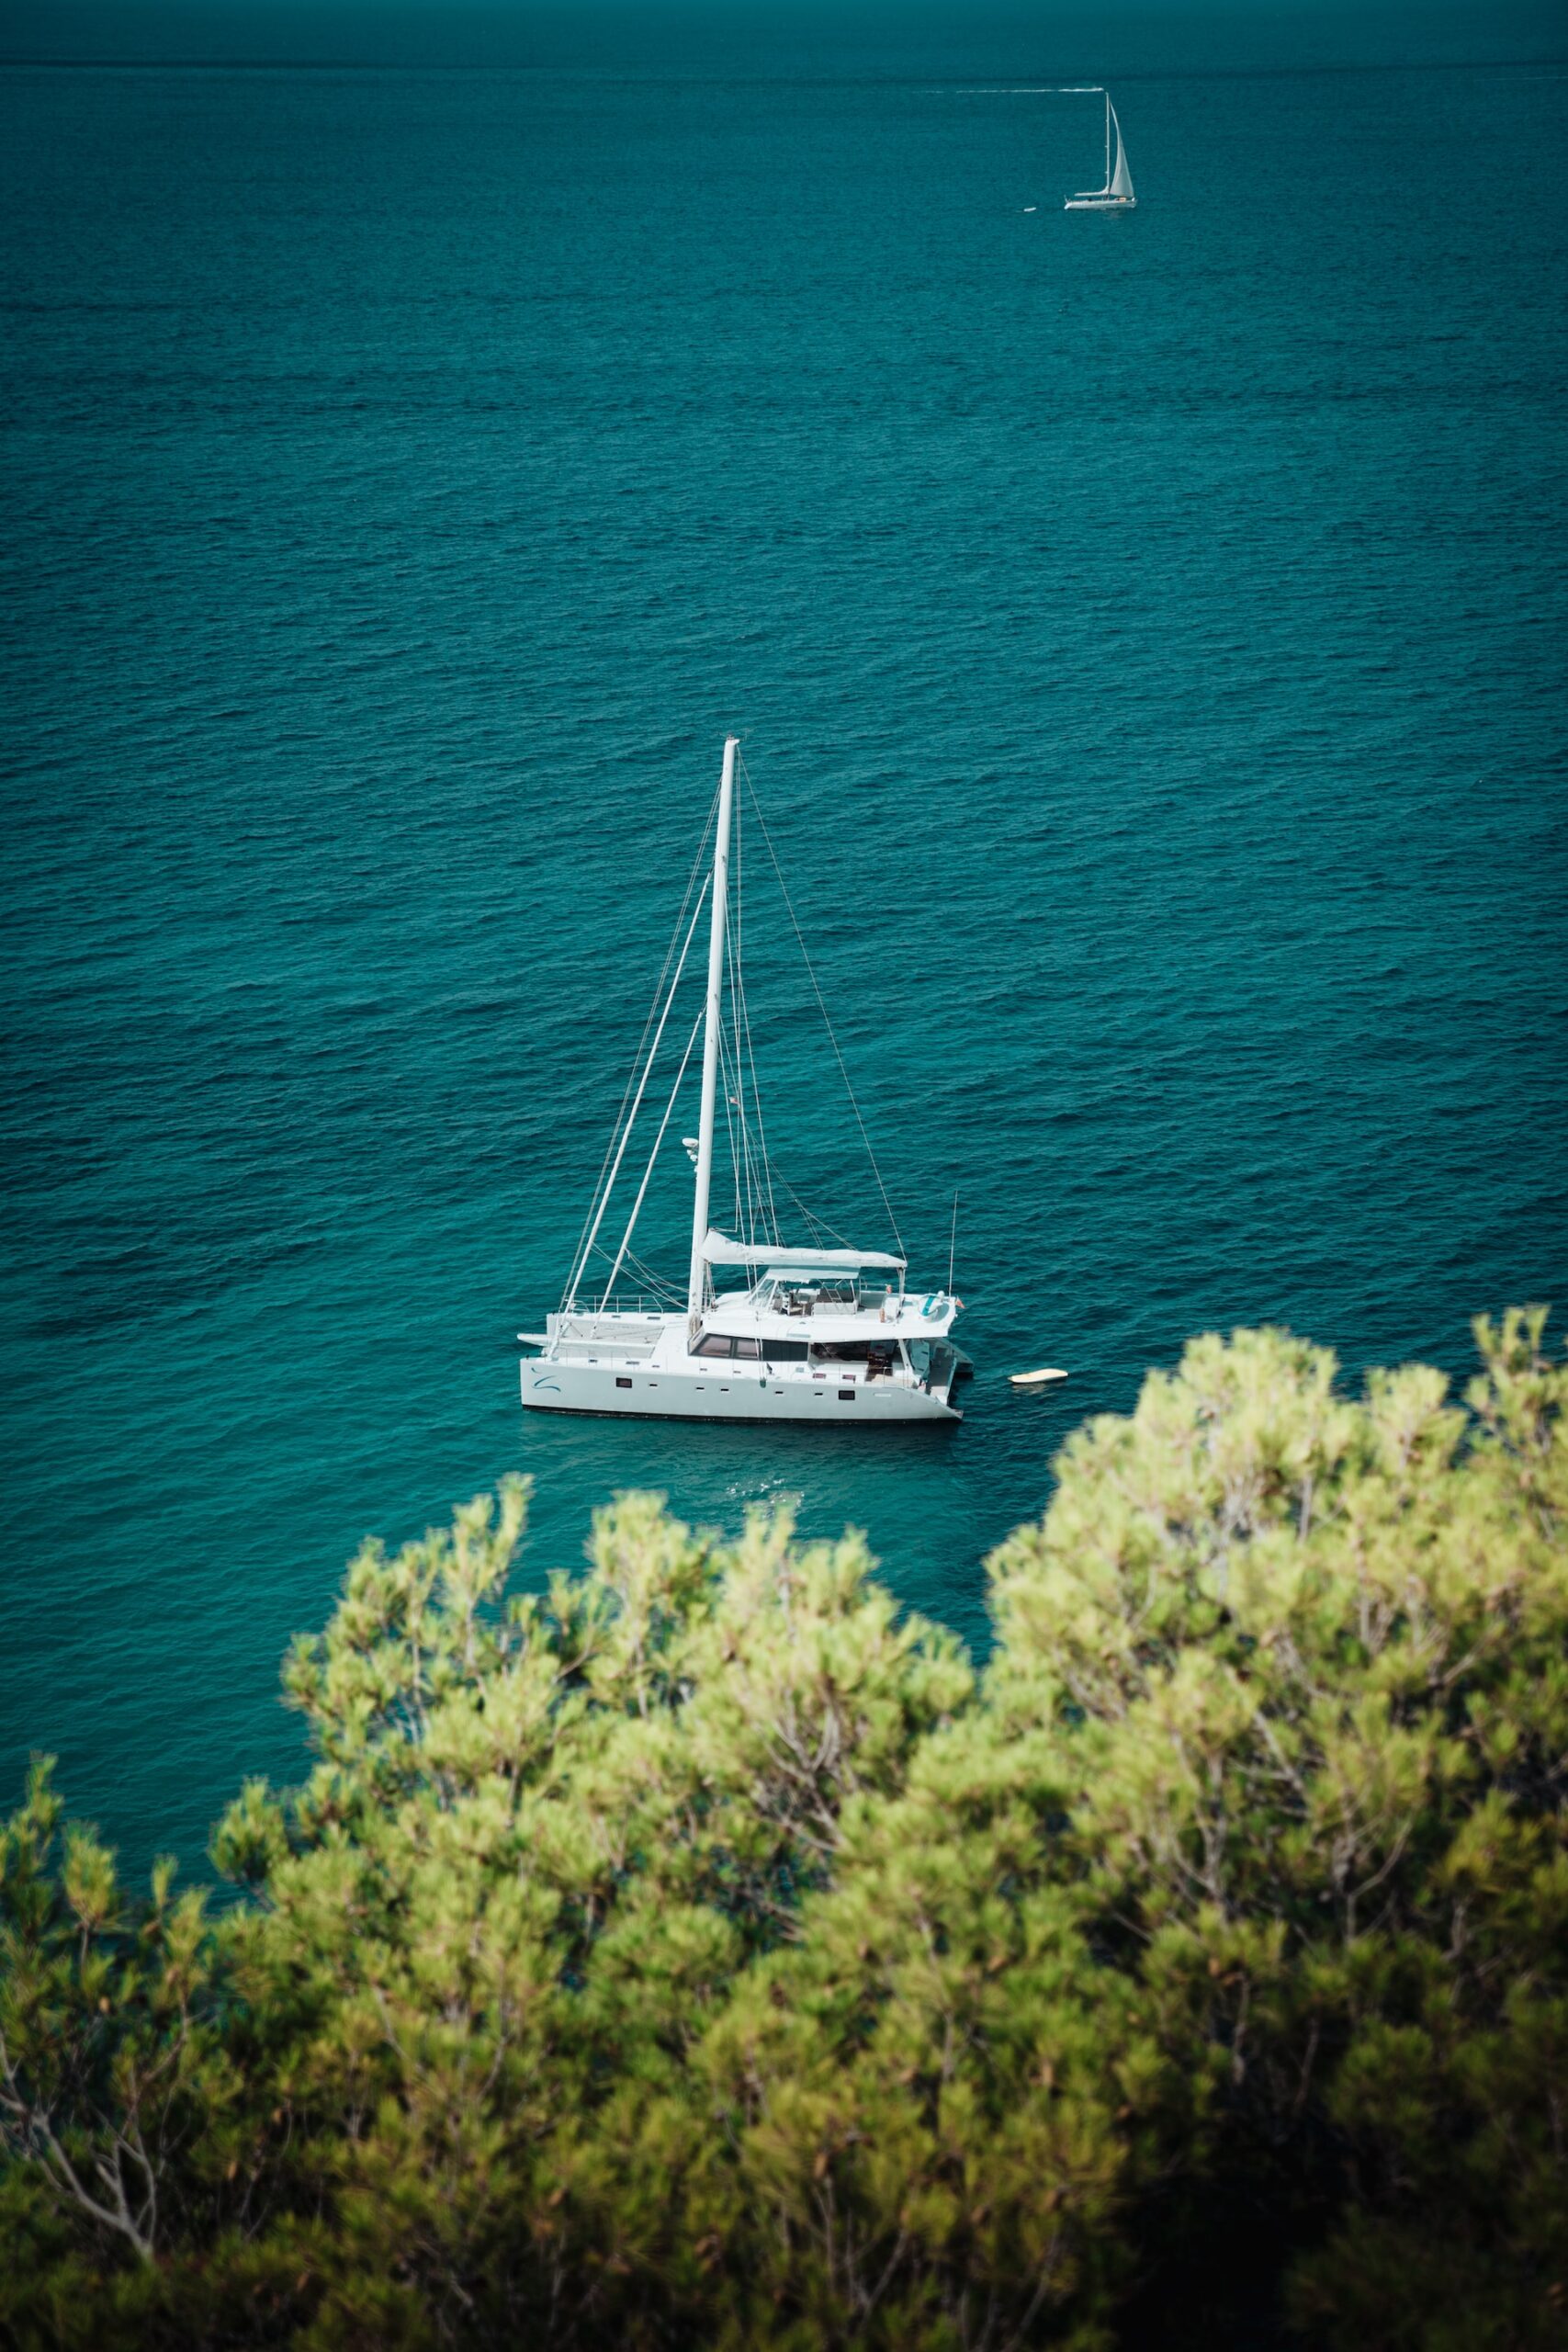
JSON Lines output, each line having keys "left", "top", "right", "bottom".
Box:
{"left": 2, "top": 1311, "right": 1564, "bottom": 2350}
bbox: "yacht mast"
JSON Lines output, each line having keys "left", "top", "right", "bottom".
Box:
{"left": 1104, "top": 89, "right": 1111, "bottom": 190}
{"left": 687, "top": 734, "right": 737, "bottom": 1321}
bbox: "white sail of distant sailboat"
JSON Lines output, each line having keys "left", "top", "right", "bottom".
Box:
{"left": 1064, "top": 89, "right": 1136, "bottom": 212}
{"left": 1109, "top": 104, "right": 1134, "bottom": 199}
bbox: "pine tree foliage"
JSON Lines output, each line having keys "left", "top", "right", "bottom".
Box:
{"left": 1, "top": 1314, "right": 1563, "bottom": 2350}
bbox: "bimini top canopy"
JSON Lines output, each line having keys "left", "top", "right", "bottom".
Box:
{"left": 703, "top": 1230, "right": 906, "bottom": 1273}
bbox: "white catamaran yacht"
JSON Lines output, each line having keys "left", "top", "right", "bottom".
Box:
{"left": 519, "top": 736, "right": 970, "bottom": 1424}
{"left": 1065, "top": 89, "right": 1135, "bottom": 213}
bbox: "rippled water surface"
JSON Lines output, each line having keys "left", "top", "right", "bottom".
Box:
{"left": 3, "top": 5, "right": 1565, "bottom": 1866}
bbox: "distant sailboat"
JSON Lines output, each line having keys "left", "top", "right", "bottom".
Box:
{"left": 1065, "top": 89, "right": 1135, "bottom": 212}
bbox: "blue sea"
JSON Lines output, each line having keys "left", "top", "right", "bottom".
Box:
{"left": 3, "top": 2, "right": 1565, "bottom": 1872}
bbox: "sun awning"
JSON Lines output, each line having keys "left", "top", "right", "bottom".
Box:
{"left": 703, "top": 1230, "right": 905, "bottom": 1273}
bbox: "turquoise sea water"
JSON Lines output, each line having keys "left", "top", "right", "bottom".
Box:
{"left": 3, "top": 5, "right": 1565, "bottom": 1871}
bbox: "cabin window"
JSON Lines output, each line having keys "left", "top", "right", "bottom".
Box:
{"left": 733, "top": 1337, "right": 761, "bottom": 1360}
{"left": 615, "top": 1376, "right": 632, "bottom": 1389}
{"left": 693, "top": 1334, "right": 730, "bottom": 1359}
{"left": 765, "top": 1340, "right": 809, "bottom": 1363}
{"left": 839, "top": 1388, "right": 855, "bottom": 1401}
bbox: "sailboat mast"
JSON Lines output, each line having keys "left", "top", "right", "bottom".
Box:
{"left": 1104, "top": 89, "right": 1111, "bottom": 188}
{"left": 687, "top": 734, "right": 738, "bottom": 1321}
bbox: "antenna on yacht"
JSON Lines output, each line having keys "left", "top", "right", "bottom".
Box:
{"left": 687, "top": 734, "right": 738, "bottom": 1326}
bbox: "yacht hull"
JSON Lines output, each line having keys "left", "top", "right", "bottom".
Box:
{"left": 521, "top": 1358, "right": 963, "bottom": 1423}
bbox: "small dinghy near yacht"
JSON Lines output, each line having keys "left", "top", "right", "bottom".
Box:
{"left": 519, "top": 736, "right": 971, "bottom": 1424}
{"left": 1064, "top": 88, "right": 1136, "bottom": 213}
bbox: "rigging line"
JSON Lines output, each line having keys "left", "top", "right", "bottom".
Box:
{"left": 565, "top": 780, "right": 718, "bottom": 1287}
{"left": 727, "top": 1014, "right": 760, "bottom": 1249}
{"left": 732, "top": 792, "right": 766, "bottom": 1245}
{"left": 622, "top": 1247, "right": 682, "bottom": 1304}
{"left": 566, "top": 873, "right": 710, "bottom": 1307}
{"left": 720, "top": 920, "right": 745, "bottom": 1240}
{"left": 592, "top": 1242, "right": 682, "bottom": 1306}
{"left": 760, "top": 1152, "right": 862, "bottom": 1253}
{"left": 724, "top": 899, "right": 765, "bottom": 1249}
{"left": 568, "top": 874, "right": 695, "bottom": 1285}
{"left": 728, "top": 1023, "right": 753, "bottom": 1243}
{"left": 729, "top": 791, "right": 781, "bottom": 1245}
{"left": 568, "top": 866, "right": 708, "bottom": 1309}
{"left": 716, "top": 1016, "right": 743, "bottom": 1238}
{"left": 736, "top": 748, "right": 906, "bottom": 1261}
{"left": 606, "top": 791, "right": 713, "bottom": 1149}
{"left": 583, "top": 1235, "right": 682, "bottom": 1305}
{"left": 599, "top": 1006, "right": 706, "bottom": 1309}
{"left": 727, "top": 797, "right": 752, "bottom": 1246}
{"left": 728, "top": 791, "right": 765, "bottom": 1246}
{"left": 723, "top": 942, "right": 874, "bottom": 1253}
{"left": 564, "top": 785, "right": 717, "bottom": 1300}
